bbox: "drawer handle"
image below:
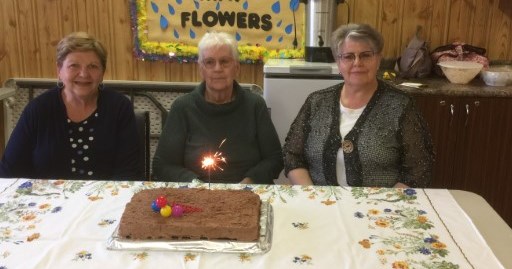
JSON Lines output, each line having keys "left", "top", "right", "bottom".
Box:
{"left": 450, "top": 104, "right": 454, "bottom": 126}
{"left": 465, "top": 104, "right": 470, "bottom": 127}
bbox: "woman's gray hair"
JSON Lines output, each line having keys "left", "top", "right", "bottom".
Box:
{"left": 330, "top": 23, "right": 384, "bottom": 58}
{"left": 56, "top": 32, "right": 107, "bottom": 70}
{"left": 197, "top": 31, "right": 239, "bottom": 62}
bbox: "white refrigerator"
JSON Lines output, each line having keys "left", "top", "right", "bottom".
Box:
{"left": 263, "top": 59, "right": 343, "bottom": 183}
{"left": 263, "top": 59, "right": 343, "bottom": 145}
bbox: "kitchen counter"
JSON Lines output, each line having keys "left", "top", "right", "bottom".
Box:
{"left": 384, "top": 75, "right": 512, "bottom": 97}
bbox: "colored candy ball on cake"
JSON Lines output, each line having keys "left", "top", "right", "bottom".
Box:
{"left": 151, "top": 200, "right": 160, "bottom": 212}
{"left": 155, "top": 195, "right": 168, "bottom": 208}
{"left": 172, "top": 204, "right": 184, "bottom": 217}
{"left": 160, "top": 205, "right": 172, "bottom": 217}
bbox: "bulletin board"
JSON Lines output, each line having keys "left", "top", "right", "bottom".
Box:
{"left": 130, "top": 0, "right": 305, "bottom": 63}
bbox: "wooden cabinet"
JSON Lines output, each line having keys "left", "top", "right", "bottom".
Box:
{"left": 499, "top": 0, "right": 512, "bottom": 17}
{"left": 413, "top": 94, "right": 512, "bottom": 227}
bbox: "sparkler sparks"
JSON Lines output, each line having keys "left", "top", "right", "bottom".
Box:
{"left": 201, "top": 152, "right": 226, "bottom": 171}
{"left": 200, "top": 139, "right": 227, "bottom": 188}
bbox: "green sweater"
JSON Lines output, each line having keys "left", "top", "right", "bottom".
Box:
{"left": 152, "top": 81, "right": 283, "bottom": 184}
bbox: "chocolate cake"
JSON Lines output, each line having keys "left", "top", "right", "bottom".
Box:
{"left": 118, "top": 188, "right": 262, "bottom": 242}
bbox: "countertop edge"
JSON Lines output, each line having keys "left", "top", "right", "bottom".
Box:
{"left": 382, "top": 77, "right": 512, "bottom": 98}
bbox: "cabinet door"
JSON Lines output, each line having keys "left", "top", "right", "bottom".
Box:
{"left": 453, "top": 97, "right": 492, "bottom": 191}
{"left": 454, "top": 97, "right": 512, "bottom": 225}
{"left": 414, "top": 94, "right": 512, "bottom": 226}
{"left": 413, "top": 95, "right": 460, "bottom": 188}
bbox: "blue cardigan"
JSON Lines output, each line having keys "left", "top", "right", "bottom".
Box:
{"left": 0, "top": 87, "right": 140, "bottom": 180}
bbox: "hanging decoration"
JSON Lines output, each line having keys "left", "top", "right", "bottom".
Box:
{"left": 130, "top": 0, "right": 305, "bottom": 63}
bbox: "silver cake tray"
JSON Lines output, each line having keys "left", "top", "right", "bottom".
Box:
{"left": 107, "top": 201, "right": 273, "bottom": 254}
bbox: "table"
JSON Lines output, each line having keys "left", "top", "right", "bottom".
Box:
{"left": 0, "top": 179, "right": 508, "bottom": 269}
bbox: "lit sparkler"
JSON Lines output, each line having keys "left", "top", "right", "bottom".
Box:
{"left": 201, "top": 139, "right": 227, "bottom": 188}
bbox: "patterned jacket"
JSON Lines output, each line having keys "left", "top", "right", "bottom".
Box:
{"left": 283, "top": 80, "right": 434, "bottom": 187}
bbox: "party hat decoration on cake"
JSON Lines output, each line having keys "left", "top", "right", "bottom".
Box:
{"left": 201, "top": 139, "right": 227, "bottom": 189}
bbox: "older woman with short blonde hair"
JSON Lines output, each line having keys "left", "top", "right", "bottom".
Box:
{"left": 0, "top": 32, "right": 140, "bottom": 180}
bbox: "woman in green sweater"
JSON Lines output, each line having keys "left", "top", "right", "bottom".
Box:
{"left": 152, "top": 32, "right": 283, "bottom": 184}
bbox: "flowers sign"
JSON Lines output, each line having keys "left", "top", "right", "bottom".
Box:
{"left": 130, "top": 0, "right": 305, "bottom": 63}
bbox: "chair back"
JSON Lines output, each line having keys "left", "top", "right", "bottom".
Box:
{"left": 134, "top": 110, "right": 150, "bottom": 180}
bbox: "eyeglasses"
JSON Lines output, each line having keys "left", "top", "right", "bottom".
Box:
{"left": 201, "top": 57, "right": 235, "bottom": 69}
{"left": 337, "top": 51, "right": 375, "bottom": 64}
{"left": 66, "top": 63, "right": 103, "bottom": 73}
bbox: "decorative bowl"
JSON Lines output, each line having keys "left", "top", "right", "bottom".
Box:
{"left": 438, "top": 61, "right": 483, "bottom": 84}
{"left": 480, "top": 66, "right": 512, "bottom": 86}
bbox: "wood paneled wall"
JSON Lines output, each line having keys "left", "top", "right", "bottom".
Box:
{"left": 1, "top": 0, "right": 512, "bottom": 87}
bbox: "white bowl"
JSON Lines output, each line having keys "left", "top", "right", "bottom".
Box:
{"left": 438, "top": 61, "right": 483, "bottom": 84}
{"left": 480, "top": 66, "right": 512, "bottom": 86}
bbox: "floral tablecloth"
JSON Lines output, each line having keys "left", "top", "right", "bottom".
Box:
{"left": 0, "top": 179, "right": 503, "bottom": 269}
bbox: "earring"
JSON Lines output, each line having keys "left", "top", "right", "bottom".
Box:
{"left": 98, "top": 82, "right": 104, "bottom": 90}
{"left": 57, "top": 80, "right": 64, "bottom": 89}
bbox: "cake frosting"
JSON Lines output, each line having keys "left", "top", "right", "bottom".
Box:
{"left": 118, "top": 188, "right": 261, "bottom": 242}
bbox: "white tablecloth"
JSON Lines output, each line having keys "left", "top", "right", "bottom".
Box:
{"left": 0, "top": 179, "right": 504, "bottom": 268}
